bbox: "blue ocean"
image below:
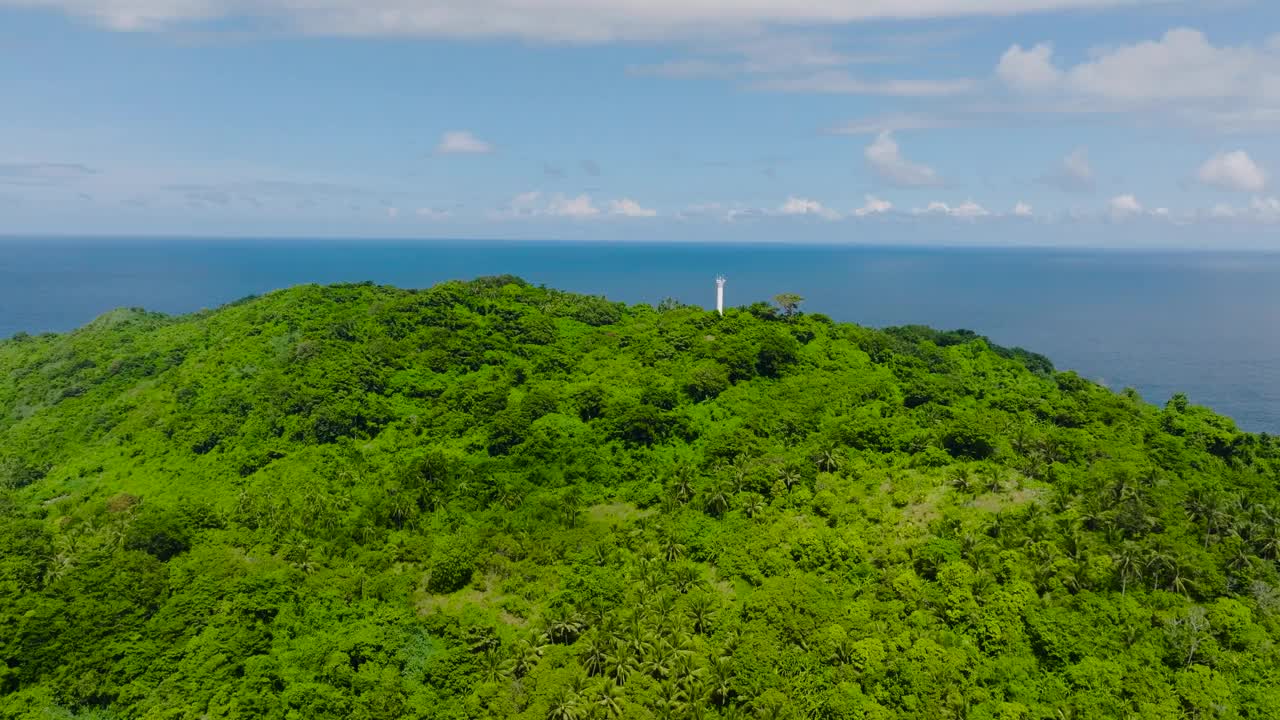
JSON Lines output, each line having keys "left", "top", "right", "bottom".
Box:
{"left": 2, "top": 239, "right": 1278, "bottom": 433}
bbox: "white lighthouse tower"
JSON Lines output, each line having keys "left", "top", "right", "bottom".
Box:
{"left": 715, "top": 275, "right": 726, "bottom": 316}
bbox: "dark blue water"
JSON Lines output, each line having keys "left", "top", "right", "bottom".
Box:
{"left": 2, "top": 239, "right": 1278, "bottom": 433}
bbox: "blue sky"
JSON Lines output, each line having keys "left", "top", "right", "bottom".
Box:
{"left": 1, "top": 0, "right": 1278, "bottom": 246}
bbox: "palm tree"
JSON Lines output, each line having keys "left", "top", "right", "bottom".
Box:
{"left": 510, "top": 636, "right": 546, "bottom": 678}
{"left": 580, "top": 632, "right": 610, "bottom": 677}
{"left": 1185, "top": 489, "right": 1232, "bottom": 548}
{"left": 663, "top": 536, "right": 686, "bottom": 562}
{"left": 753, "top": 694, "right": 789, "bottom": 720}
{"left": 709, "top": 657, "right": 734, "bottom": 706}
{"left": 1255, "top": 518, "right": 1280, "bottom": 560}
{"left": 479, "top": 648, "right": 506, "bottom": 683}
{"left": 1112, "top": 542, "right": 1143, "bottom": 595}
{"left": 1168, "top": 563, "right": 1193, "bottom": 598}
{"left": 593, "top": 681, "right": 625, "bottom": 719}
{"left": 740, "top": 493, "right": 766, "bottom": 519}
{"left": 653, "top": 681, "right": 687, "bottom": 720}
{"left": 547, "top": 688, "right": 580, "bottom": 720}
{"left": 706, "top": 480, "right": 734, "bottom": 517}
{"left": 548, "top": 612, "right": 585, "bottom": 645}
{"left": 670, "top": 465, "right": 696, "bottom": 504}
{"left": 606, "top": 644, "right": 637, "bottom": 683}
{"left": 672, "top": 563, "right": 700, "bottom": 594}
{"left": 982, "top": 464, "right": 1003, "bottom": 493}
{"left": 623, "top": 620, "right": 656, "bottom": 662}
{"left": 814, "top": 448, "right": 842, "bottom": 473}
{"left": 686, "top": 593, "right": 717, "bottom": 635}
{"left": 948, "top": 467, "right": 974, "bottom": 494}
{"left": 642, "top": 652, "right": 674, "bottom": 681}
{"left": 831, "top": 636, "right": 856, "bottom": 666}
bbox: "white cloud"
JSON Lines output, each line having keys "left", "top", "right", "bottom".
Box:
{"left": 997, "top": 43, "right": 1061, "bottom": 92}
{"left": 853, "top": 195, "right": 893, "bottom": 217}
{"left": 1198, "top": 150, "right": 1268, "bottom": 193}
{"left": 997, "top": 29, "right": 1280, "bottom": 128}
{"left": 778, "top": 196, "right": 841, "bottom": 220}
{"left": 610, "top": 198, "right": 658, "bottom": 217}
{"left": 864, "top": 131, "right": 941, "bottom": 187}
{"left": 1209, "top": 202, "right": 1238, "bottom": 219}
{"left": 386, "top": 206, "right": 400, "bottom": 219}
{"left": 548, "top": 194, "right": 601, "bottom": 218}
{"left": 917, "top": 200, "right": 990, "bottom": 219}
{"left": 501, "top": 192, "right": 654, "bottom": 219}
{"left": 498, "top": 191, "right": 543, "bottom": 218}
{"left": 1201, "top": 196, "right": 1280, "bottom": 224}
{"left": 1041, "top": 147, "right": 1095, "bottom": 193}
{"left": 1251, "top": 196, "right": 1280, "bottom": 222}
{"left": 436, "top": 130, "right": 494, "bottom": 155}
{"left": 416, "top": 207, "right": 452, "bottom": 219}
{"left": 1109, "top": 193, "right": 1143, "bottom": 218}
{"left": 19, "top": 1, "right": 1156, "bottom": 42}
{"left": 1014, "top": 201, "right": 1034, "bottom": 217}
{"left": 511, "top": 191, "right": 541, "bottom": 207}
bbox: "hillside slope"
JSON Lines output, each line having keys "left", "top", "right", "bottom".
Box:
{"left": 1, "top": 277, "right": 1278, "bottom": 719}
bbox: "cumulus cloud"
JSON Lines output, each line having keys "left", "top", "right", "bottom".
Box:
{"left": 500, "top": 191, "right": 655, "bottom": 219}
{"left": 1040, "top": 147, "right": 1095, "bottom": 193}
{"left": 916, "top": 200, "right": 990, "bottom": 219}
{"left": 548, "top": 194, "right": 601, "bottom": 218}
{"left": 996, "top": 43, "right": 1060, "bottom": 92}
{"left": 416, "top": 207, "right": 452, "bottom": 219}
{"left": 16, "top": 1, "right": 1153, "bottom": 42}
{"left": 778, "top": 196, "right": 841, "bottom": 220}
{"left": 1209, "top": 202, "right": 1238, "bottom": 219}
{"left": 510, "top": 191, "right": 541, "bottom": 209}
{"left": 497, "top": 191, "right": 543, "bottom": 218}
{"left": 1200, "top": 197, "right": 1280, "bottom": 223}
{"left": 1253, "top": 196, "right": 1280, "bottom": 222}
{"left": 436, "top": 130, "right": 494, "bottom": 155}
{"left": 853, "top": 195, "right": 893, "bottom": 217}
{"left": 997, "top": 29, "right": 1280, "bottom": 129}
{"left": 1198, "top": 150, "right": 1268, "bottom": 193}
{"left": 1014, "top": 201, "right": 1034, "bottom": 217}
{"left": 864, "top": 131, "right": 941, "bottom": 187}
{"left": 1109, "top": 193, "right": 1143, "bottom": 218}
{"left": 610, "top": 198, "right": 658, "bottom": 217}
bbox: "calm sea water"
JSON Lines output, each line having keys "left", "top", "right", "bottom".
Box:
{"left": 2, "top": 239, "right": 1278, "bottom": 433}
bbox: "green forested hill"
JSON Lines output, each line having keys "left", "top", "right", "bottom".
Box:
{"left": 1, "top": 277, "right": 1278, "bottom": 720}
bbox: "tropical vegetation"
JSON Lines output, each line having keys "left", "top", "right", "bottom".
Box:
{"left": 2, "top": 277, "right": 1278, "bottom": 719}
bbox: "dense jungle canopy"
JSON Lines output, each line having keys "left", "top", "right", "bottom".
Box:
{"left": 1, "top": 276, "right": 1278, "bottom": 719}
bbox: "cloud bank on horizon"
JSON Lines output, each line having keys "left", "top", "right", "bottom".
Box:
{"left": 1, "top": 0, "right": 1278, "bottom": 245}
